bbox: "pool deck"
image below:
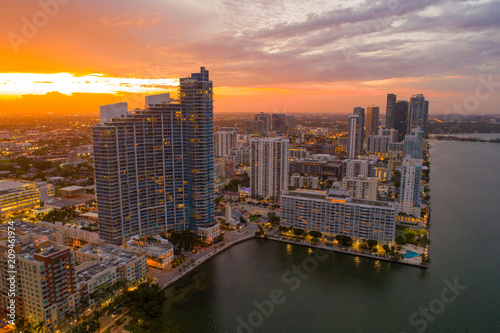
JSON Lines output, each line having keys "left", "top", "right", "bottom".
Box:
{"left": 400, "top": 244, "right": 428, "bottom": 265}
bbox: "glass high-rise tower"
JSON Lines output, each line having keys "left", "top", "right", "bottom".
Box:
{"left": 385, "top": 93, "right": 397, "bottom": 129}
{"left": 407, "top": 94, "right": 429, "bottom": 136}
{"left": 180, "top": 67, "right": 215, "bottom": 231}
{"left": 353, "top": 106, "right": 365, "bottom": 146}
{"left": 92, "top": 67, "right": 214, "bottom": 245}
{"left": 366, "top": 105, "right": 380, "bottom": 137}
{"left": 394, "top": 100, "right": 409, "bottom": 142}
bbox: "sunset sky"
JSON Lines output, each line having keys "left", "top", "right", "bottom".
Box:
{"left": 1, "top": 0, "right": 499, "bottom": 115}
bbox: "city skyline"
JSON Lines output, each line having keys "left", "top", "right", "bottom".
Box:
{"left": 1, "top": 0, "right": 499, "bottom": 115}
{"left": 0, "top": 1, "right": 499, "bottom": 332}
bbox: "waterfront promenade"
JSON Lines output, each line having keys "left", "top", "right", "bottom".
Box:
{"left": 152, "top": 223, "right": 426, "bottom": 295}
{"left": 265, "top": 233, "right": 428, "bottom": 269}
{"left": 151, "top": 223, "right": 259, "bottom": 289}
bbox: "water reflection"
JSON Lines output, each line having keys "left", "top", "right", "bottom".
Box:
{"left": 354, "top": 256, "right": 361, "bottom": 269}
{"left": 286, "top": 244, "right": 293, "bottom": 264}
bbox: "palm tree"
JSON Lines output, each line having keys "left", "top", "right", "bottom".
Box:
{"left": 15, "top": 318, "right": 26, "bottom": 333}
{"left": 34, "top": 321, "right": 45, "bottom": 333}
{"left": 87, "top": 318, "right": 101, "bottom": 333}
{"left": 65, "top": 310, "right": 75, "bottom": 321}
{"left": 78, "top": 297, "right": 90, "bottom": 317}
{"left": 24, "top": 320, "right": 33, "bottom": 333}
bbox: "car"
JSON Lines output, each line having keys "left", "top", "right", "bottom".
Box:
{"left": 111, "top": 313, "right": 117, "bottom": 318}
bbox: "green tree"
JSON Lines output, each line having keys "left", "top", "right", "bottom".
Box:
{"left": 366, "top": 239, "right": 378, "bottom": 250}
{"left": 293, "top": 228, "right": 305, "bottom": 236}
{"left": 279, "top": 226, "right": 290, "bottom": 233}
{"left": 395, "top": 235, "right": 407, "bottom": 245}
{"left": 215, "top": 196, "right": 224, "bottom": 205}
{"left": 309, "top": 230, "right": 323, "bottom": 238}
{"left": 15, "top": 318, "right": 26, "bottom": 333}
{"left": 118, "top": 282, "right": 180, "bottom": 333}
{"left": 391, "top": 170, "right": 401, "bottom": 189}
{"left": 34, "top": 321, "right": 45, "bottom": 333}
{"left": 267, "top": 212, "right": 280, "bottom": 224}
{"left": 335, "top": 235, "right": 353, "bottom": 247}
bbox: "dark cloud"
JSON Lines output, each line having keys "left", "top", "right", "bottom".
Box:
{"left": 171, "top": 0, "right": 499, "bottom": 87}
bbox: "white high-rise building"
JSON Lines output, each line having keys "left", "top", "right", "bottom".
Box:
{"left": 281, "top": 189, "right": 397, "bottom": 243}
{"left": 347, "top": 115, "right": 362, "bottom": 159}
{"left": 342, "top": 175, "right": 378, "bottom": 201}
{"left": 250, "top": 137, "right": 289, "bottom": 200}
{"left": 214, "top": 129, "right": 238, "bottom": 157}
{"left": 92, "top": 68, "right": 215, "bottom": 245}
{"left": 399, "top": 157, "right": 423, "bottom": 217}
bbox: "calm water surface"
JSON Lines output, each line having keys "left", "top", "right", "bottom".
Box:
{"left": 163, "top": 138, "right": 500, "bottom": 333}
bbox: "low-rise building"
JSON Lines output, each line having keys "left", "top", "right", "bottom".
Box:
{"left": 39, "top": 221, "right": 100, "bottom": 248}
{"left": 76, "top": 241, "right": 148, "bottom": 288}
{"left": 0, "top": 180, "right": 54, "bottom": 215}
{"left": 125, "top": 235, "right": 174, "bottom": 269}
{"left": 76, "top": 260, "right": 118, "bottom": 306}
{"left": 198, "top": 223, "right": 221, "bottom": 242}
{"left": 59, "top": 186, "right": 85, "bottom": 197}
{"left": 371, "top": 164, "right": 390, "bottom": 182}
{"left": 239, "top": 187, "right": 251, "bottom": 200}
{"left": 0, "top": 220, "right": 66, "bottom": 245}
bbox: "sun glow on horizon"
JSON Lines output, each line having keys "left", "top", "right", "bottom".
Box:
{"left": 0, "top": 73, "right": 179, "bottom": 99}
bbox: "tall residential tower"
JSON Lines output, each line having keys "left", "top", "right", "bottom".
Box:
{"left": 399, "top": 157, "right": 423, "bottom": 217}
{"left": 385, "top": 93, "right": 397, "bottom": 129}
{"left": 92, "top": 67, "right": 214, "bottom": 245}
{"left": 407, "top": 94, "right": 429, "bottom": 136}
{"left": 366, "top": 105, "right": 380, "bottom": 137}
{"left": 250, "top": 137, "right": 289, "bottom": 200}
{"left": 394, "top": 100, "right": 409, "bottom": 142}
{"left": 347, "top": 115, "right": 362, "bottom": 159}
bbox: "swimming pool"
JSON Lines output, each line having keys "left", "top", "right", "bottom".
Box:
{"left": 402, "top": 250, "right": 420, "bottom": 259}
